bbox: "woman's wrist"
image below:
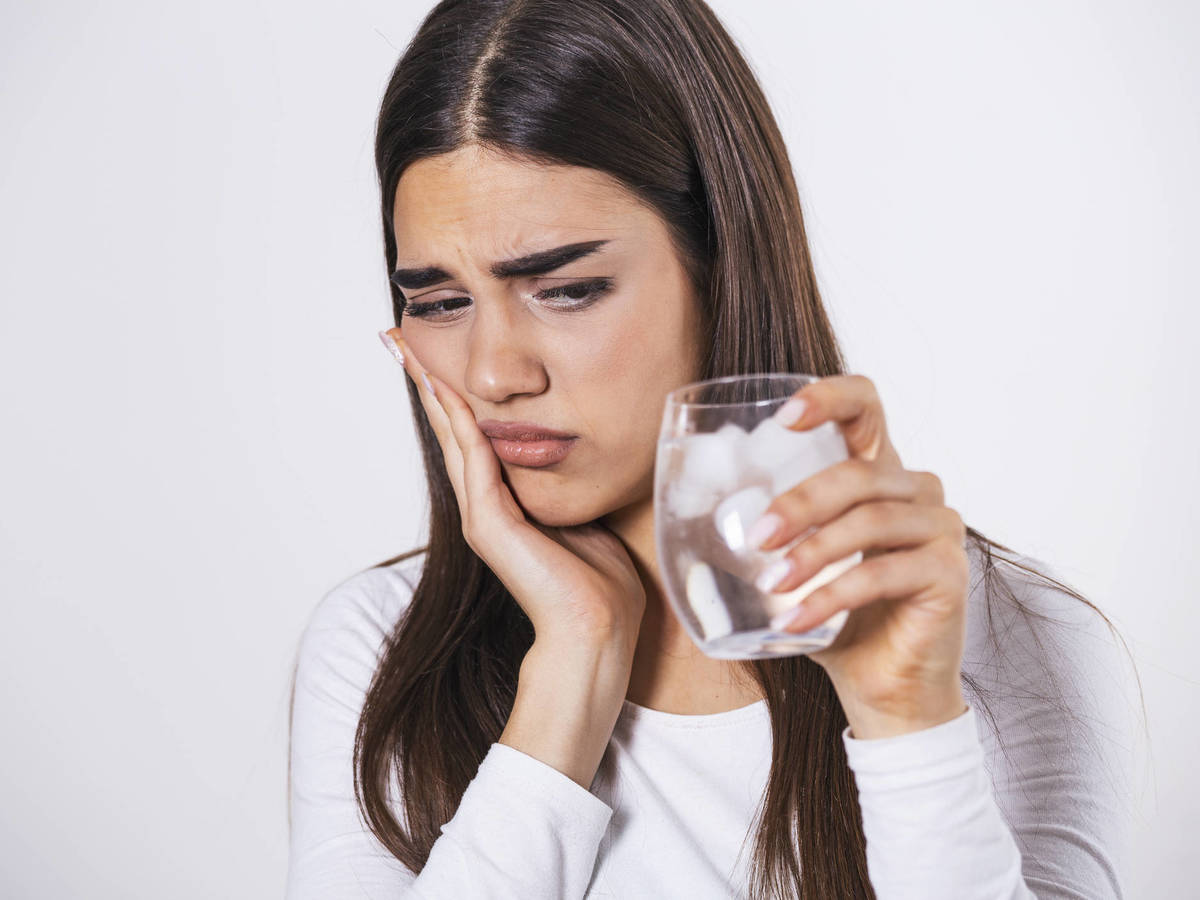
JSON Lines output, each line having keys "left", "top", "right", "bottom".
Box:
{"left": 499, "top": 638, "right": 633, "bottom": 789}
{"left": 836, "top": 680, "right": 968, "bottom": 740}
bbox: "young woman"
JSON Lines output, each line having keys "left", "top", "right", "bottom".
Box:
{"left": 286, "top": 1, "right": 1144, "bottom": 897}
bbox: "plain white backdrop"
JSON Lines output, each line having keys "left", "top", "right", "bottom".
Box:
{"left": 1, "top": 1, "right": 1195, "bottom": 896}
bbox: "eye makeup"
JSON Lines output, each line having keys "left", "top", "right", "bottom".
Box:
{"left": 401, "top": 277, "right": 615, "bottom": 320}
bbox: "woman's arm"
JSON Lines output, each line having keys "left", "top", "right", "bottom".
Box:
{"left": 840, "top": 558, "right": 1140, "bottom": 899}
{"left": 285, "top": 570, "right": 621, "bottom": 899}
{"left": 843, "top": 704, "right": 1036, "bottom": 899}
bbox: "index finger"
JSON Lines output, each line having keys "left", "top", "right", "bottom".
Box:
{"left": 423, "top": 368, "right": 509, "bottom": 502}
{"left": 774, "top": 373, "right": 892, "bottom": 463}
{"left": 382, "top": 328, "right": 468, "bottom": 500}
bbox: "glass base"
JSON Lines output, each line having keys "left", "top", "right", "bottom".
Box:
{"left": 697, "top": 621, "right": 841, "bottom": 659}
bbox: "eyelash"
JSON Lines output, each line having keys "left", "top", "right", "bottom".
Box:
{"left": 401, "top": 278, "right": 614, "bottom": 320}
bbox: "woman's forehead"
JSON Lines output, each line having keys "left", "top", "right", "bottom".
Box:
{"left": 392, "top": 148, "right": 644, "bottom": 232}
{"left": 392, "top": 156, "right": 660, "bottom": 268}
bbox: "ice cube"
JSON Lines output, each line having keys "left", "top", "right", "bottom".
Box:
{"left": 666, "top": 480, "right": 722, "bottom": 519}
{"left": 806, "top": 420, "right": 851, "bottom": 462}
{"left": 713, "top": 485, "right": 773, "bottom": 553}
{"left": 686, "top": 560, "right": 734, "bottom": 640}
{"left": 715, "top": 422, "right": 750, "bottom": 455}
{"left": 678, "top": 430, "right": 744, "bottom": 495}
{"left": 770, "top": 422, "right": 850, "bottom": 495}
{"left": 745, "top": 416, "right": 809, "bottom": 475}
{"left": 770, "top": 446, "right": 828, "bottom": 497}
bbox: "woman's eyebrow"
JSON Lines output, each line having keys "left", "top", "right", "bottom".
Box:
{"left": 390, "top": 239, "right": 612, "bottom": 290}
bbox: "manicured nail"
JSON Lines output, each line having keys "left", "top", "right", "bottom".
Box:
{"left": 773, "top": 396, "right": 807, "bottom": 427}
{"left": 755, "top": 558, "right": 793, "bottom": 593}
{"left": 769, "top": 605, "right": 804, "bottom": 631}
{"left": 421, "top": 372, "right": 435, "bottom": 397}
{"left": 378, "top": 330, "right": 405, "bottom": 366}
{"left": 746, "top": 512, "right": 784, "bottom": 550}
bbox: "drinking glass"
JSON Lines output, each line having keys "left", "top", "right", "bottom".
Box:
{"left": 653, "top": 374, "right": 862, "bottom": 659}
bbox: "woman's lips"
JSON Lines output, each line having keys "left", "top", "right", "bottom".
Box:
{"left": 476, "top": 419, "right": 577, "bottom": 468}
{"left": 486, "top": 436, "right": 577, "bottom": 468}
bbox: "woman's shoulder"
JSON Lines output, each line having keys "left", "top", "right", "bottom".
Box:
{"left": 958, "top": 542, "right": 1143, "bottom": 890}
{"left": 297, "top": 548, "right": 430, "bottom": 662}
{"left": 960, "top": 538, "right": 1141, "bottom": 751}
{"left": 962, "top": 539, "right": 1126, "bottom": 664}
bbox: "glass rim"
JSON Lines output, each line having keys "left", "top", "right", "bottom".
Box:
{"left": 664, "top": 372, "right": 820, "bottom": 409}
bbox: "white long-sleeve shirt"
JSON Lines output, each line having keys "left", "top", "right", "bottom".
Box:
{"left": 286, "top": 541, "right": 1140, "bottom": 898}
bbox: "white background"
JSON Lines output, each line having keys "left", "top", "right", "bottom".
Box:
{"left": 1, "top": 1, "right": 1195, "bottom": 896}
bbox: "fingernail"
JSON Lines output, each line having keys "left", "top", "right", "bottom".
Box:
{"left": 755, "top": 558, "right": 793, "bottom": 593}
{"left": 746, "top": 512, "right": 784, "bottom": 550}
{"left": 773, "top": 396, "right": 807, "bottom": 428}
{"left": 769, "top": 605, "right": 804, "bottom": 631}
{"left": 421, "top": 372, "right": 436, "bottom": 397}
{"left": 378, "top": 330, "right": 405, "bottom": 366}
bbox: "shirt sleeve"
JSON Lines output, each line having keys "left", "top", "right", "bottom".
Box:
{"left": 285, "top": 567, "right": 615, "bottom": 899}
{"left": 841, "top": 555, "right": 1141, "bottom": 900}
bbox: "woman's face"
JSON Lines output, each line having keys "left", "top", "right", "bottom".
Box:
{"left": 391, "top": 144, "right": 705, "bottom": 527}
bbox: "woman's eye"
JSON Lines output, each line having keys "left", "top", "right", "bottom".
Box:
{"left": 401, "top": 296, "right": 471, "bottom": 319}
{"left": 402, "top": 278, "right": 613, "bottom": 320}
{"left": 535, "top": 278, "right": 613, "bottom": 305}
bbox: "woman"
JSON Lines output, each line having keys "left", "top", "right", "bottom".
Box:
{"left": 287, "top": 1, "right": 1144, "bottom": 896}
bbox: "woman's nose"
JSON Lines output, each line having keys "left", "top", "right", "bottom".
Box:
{"left": 462, "top": 303, "right": 548, "bottom": 404}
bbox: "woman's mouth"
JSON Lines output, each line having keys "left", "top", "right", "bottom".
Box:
{"left": 477, "top": 420, "right": 578, "bottom": 468}
{"left": 486, "top": 436, "right": 578, "bottom": 467}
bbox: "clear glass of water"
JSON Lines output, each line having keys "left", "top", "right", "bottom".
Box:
{"left": 653, "top": 373, "right": 862, "bottom": 660}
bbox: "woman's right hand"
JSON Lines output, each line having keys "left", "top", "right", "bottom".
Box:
{"left": 379, "top": 328, "right": 647, "bottom": 657}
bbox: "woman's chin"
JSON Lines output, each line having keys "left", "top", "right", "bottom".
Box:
{"left": 503, "top": 462, "right": 648, "bottom": 530}
{"left": 506, "top": 484, "right": 608, "bottom": 529}
{"left": 519, "top": 501, "right": 600, "bottom": 530}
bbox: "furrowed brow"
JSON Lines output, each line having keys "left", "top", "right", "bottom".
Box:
{"left": 390, "top": 239, "right": 611, "bottom": 290}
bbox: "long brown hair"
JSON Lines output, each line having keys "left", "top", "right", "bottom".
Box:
{"left": 294, "top": 1, "right": 1147, "bottom": 895}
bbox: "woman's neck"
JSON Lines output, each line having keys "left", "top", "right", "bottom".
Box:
{"left": 600, "top": 497, "right": 764, "bottom": 715}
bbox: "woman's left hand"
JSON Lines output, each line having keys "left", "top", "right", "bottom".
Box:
{"left": 752, "top": 374, "right": 970, "bottom": 739}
